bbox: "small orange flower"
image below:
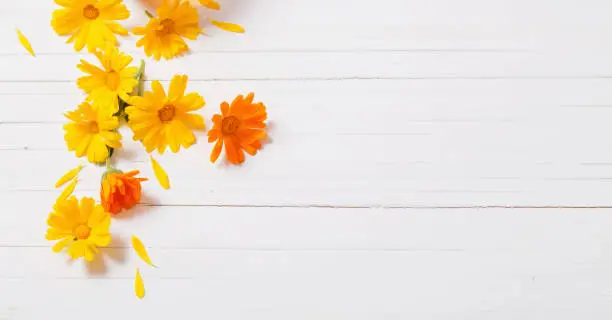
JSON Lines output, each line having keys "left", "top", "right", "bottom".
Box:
{"left": 101, "top": 170, "right": 148, "bottom": 215}
{"left": 208, "top": 93, "right": 267, "bottom": 164}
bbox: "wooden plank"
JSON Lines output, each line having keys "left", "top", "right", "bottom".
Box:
{"left": 3, "top": 206, "right": 612, "bottom": 249}
{"left": 2, "top": 51, "right": 612, "bottom": 81}
{"left": 1, "top": 79, "right": 612, "bottom": 206}
{"left": 1, "top": 238, "right": 612, "bottom": 318}
{"left": 3, "top": 0, "right": 612, "bottom": 54}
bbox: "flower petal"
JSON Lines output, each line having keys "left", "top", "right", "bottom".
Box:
{"left": 58, "top": 178, "right": 78, "bottom": 200}
{"left": 52, "top": 237, "right": 73, "bottom": 253}
{"left": 150, "top": 156, "right": 170, "bottom": 189}
{"left": 135, "top": 268, "right": 145, "bottom": 299}
{"left": 199, "top": 0, "right": 220, "bottom": 10}
{"left": 16, "top": 28, "right": 35, "bottom": 56}
{"left": 210, "top": 139, "right": 223, "bottom": 163}
{"left": 132, "top": 235, "right": 156, "bottom": 267}
{"left": 210, "top": 20, "right": 244, "bottom": 33}
{"left": 55, "top": 164, "right": 83, "bottom": 188}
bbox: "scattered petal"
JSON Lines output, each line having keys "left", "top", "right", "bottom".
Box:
{"left": 135, "top": 268, "right": 145, "bottom": 299}
{"left": 132, "top": 235, "right": 156, "bottom": 267}
{"left": 210, "top": 20, "right": 244, "bottom": 33}
{"left": 55, "top": 164, "right": 83, "bottom": 188}
{"left": 200, "top": 0, "right": 220, "bottom": 10}
{"left": 150, "top": 156, "right": 170, "bottom": 189}
{"left": 16, "top": 29, "right": 35, "bottom": 57}
{"left": 58, "top": 178, "right": 78, "bottom": 200}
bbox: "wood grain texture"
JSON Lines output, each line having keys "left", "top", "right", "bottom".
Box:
{"left": 3, "top": 0, "right": 612, "bottom": 318}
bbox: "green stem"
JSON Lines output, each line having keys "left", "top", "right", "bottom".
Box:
{"left": 145, "top": 10, "right": 154, "bottom": 18}
{"left": 135, "top": 60, "right": 145, "bottom": 97}
{"left": 134, "top": 59, "right": 145, "bottom": 81}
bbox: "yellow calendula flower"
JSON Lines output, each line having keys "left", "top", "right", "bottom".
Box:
{"left": 126, "top": 75, "right": 205, "bottom": 153}
{"left": 77, "top": 45, "right": 138, "bottom": 112}
{"left": 64, "top": 102, "right": 122, "bottom": 164}
{"left": 132, "top": 0, "right": 201, "bottom": 60}
{"left": 51, "top": 0, "right": 130, "bottom": 52}
{"left": 46, "top": 196, "right": 111, "bottom": 262}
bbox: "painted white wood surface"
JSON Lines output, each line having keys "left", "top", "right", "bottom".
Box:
{"left": 2, "top": 0, "right": 612, "bottom": 319}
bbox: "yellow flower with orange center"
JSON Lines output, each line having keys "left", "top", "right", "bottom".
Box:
{"left": 51, "top": 0, "right": 130, "bottom": 52}
{"left": 208, "top": 93, "right": 267, "bottom": 164}
{"left": 46, "top": 196, "right": 111, "bottom": 262}
{"left": 77, "top": 45, "right": 138, "bottom": 113}
{"left": 64, "top": 102, "right": 122, "bottom": 164}
{"left": 132, "top": 0, "right": 201, "bottom": 60}
{"left": 126, "top": 75, "right": 205, "bottom": 154}
{"left": 101, "top": 170, "right": 148, "bottom": 215}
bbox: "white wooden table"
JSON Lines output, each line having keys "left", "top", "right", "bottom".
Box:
{"left": 2, "top": 0, "right": 612, "bottom": 318}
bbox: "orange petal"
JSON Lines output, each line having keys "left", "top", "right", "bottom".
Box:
{"left": 224, "top": 136, "right": 243, "bottom": 164}
{"left": 199, "top": 0, "right": 220, "bottom": 10}
{"left": 210, "top": 20, "right": 244, "bottom": 33}
{"left": 210, "top": 140, "right": 223, "bottom": 163}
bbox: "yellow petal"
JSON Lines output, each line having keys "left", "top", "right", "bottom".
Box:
{"left": 55, "top": 164, "right": 83, "bottom": 188}
{"left": 210, "top": 20, "right": 244, "bottom": 33}
{"left": 200, "top": 0, "right": 220, "bottom": 10}
{"left": 16, "top": 28, "right": 35, "bottom": 57}
{"left": 52, "top": 237, "right": 73, "bottom": 253}
{"left": 58, "top": 178, "right": 78, "bottom": 200}
{"left": 132, "top": 235, "right": 156, "bottom": 267}
{"left": 135, "top": 268, "right": 145, "bottom": 299}
{"left": 150, "top": 156, "right": 170, "bottom": 189}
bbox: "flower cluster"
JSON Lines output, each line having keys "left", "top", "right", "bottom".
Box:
{"left": 51, "top": 0, "right": 244, "bottom": 59}
{"left": 33, "top": 0, "right": 269, "bottom": 299}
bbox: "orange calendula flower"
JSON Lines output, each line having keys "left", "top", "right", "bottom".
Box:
{"left": 132, "top": 0, "right": 201, "bottom": 60}
{"left": 101, "top": 170, "right": 147, "bottom": 215}
{"left": 51, "top": 0, "right": 130, "bottom": 52}
{"left": 208, "top": 93, "right": 267, "bottom": 164}
{"left": 46, "top": 196, "right": 111, "bottom": 262}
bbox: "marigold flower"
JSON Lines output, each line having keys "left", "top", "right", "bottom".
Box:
{"left": 77, "top": 44, "right": 138, "bottom": 113}
{"left": 132, "top": 0, "right": 201, "bottom": 60}
{"left": 51, "top": 0, "right": 130, "bottom": 52}
{"left": 63, "top": 102, "right": 122, "bottom": 164}
{"left": 126, "top": 75, "right": 205, "bottom": 154}
{"left": 101, "top": 170, "right": 147, "bottom": 214}
{"left": 208, "top": 93, "right": 267, "bottom": 164}
{"left": 45, "top": 196, "right": 111, "bottom": 262}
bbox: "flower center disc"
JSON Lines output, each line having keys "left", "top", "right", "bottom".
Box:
{"left": 74, "top": 225, "right": 91, "bottom": 240}
{"left": 158, "top": 104, "right": 176, "bottom": 122}
{"left": 221, "top": 116, "right": 240, "bottom": 135}
{"left": 106, "top": 70, "right": 120, "bottom": 90}
{"left": 83, "top": 5, "right": 100, "bottom": 20}
{"left": 157, "top": 19, "right": 176, "bottom": 36}
{"left": 88, "top": 121, "right": 100, "bottom": 133}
